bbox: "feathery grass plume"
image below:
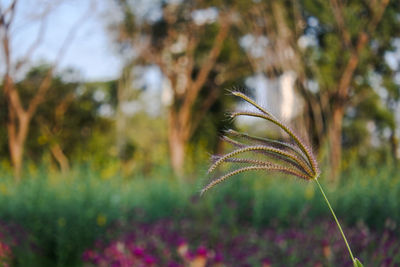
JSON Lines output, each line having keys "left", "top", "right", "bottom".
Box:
{"left": 201, "top": 91, "right": 364, "bottom": 267}
{"left": 202, "top": 91, "right": 319, "bottom": 195}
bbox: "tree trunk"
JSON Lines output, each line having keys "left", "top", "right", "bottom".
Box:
{"left": 8, "top": 133, "right": 24, "bottom": 180}
{"left": 50, "top": 144, "right": 70, "bottom": 173}
{"left": 168, "top": 109, "right": 187, "bottom": 176}
{"left": 168, "top": 128, "right": 186, "bottom": 177}
{"left": 328, "top": 104, "right": 345, "bottom": 183}
{"left": 7, "top": 110, "right": 30, "bottom": 181}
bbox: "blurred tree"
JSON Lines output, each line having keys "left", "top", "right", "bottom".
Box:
{"left": 112, "top": 0, "right": 250, "bottom": 175}
{"left": 300, "top": 0, "right": 399, "bottom": 181}
{"left": 238, "top": 2, "right": 311, "bottom": 139}
{"left": 0, "top": 0, "right": 94, "bottom": 179}
{"left": 239, "top": 0, "right": 399, "bottom": 181}
{"left": 109, "top": 0, "right": 399, "bottom": 179}
{"left": 0, "top": 65, "right": 115, "bottom": 172}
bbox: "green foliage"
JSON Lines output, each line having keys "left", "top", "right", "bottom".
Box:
{"left": 113, "top": 0, "right": 252, "bottom": 172}
{"left": 0, "top": 163, "right": 398, "bottom": 265}
{"left": 0, "top": 169, "right": 123, "bottom": 265}
{"left": 0, "top": 65, "right": 116, "bottom": 168}
{"left": 298, "top": 0, "right": 400, "bottom": 163}
{"left": 123, "top": 111, "right": 169, "bottom": 174}
{"left": 2, "top": 1, "right": 398, "bottom": 173}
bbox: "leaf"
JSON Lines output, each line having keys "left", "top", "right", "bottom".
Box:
{"left": 353, "top": 258, "right": 364, "bottom": 267}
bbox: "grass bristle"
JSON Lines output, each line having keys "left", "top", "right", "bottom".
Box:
{"left": 202, "top": 91, "right": 320, "bottom": 195}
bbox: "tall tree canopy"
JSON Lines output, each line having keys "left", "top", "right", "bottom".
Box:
{"left": 112, "top": 0, "right": 250, "bottom": 175}
{"left": 236, "top": 0, "right": 399, "bottom": 180}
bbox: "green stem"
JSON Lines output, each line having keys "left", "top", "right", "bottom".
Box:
{"left": 314, "top": 178, "right": 355, "bottom": 263}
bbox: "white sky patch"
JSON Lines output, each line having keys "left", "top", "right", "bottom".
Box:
{"left": 138, "top": 66, "right": 164, "bottom": 117}
{"left": 385, "top": 38, "right": 400, "bottom": 71}
{"left": 93, "top": 90, "right": 106, "bottom": 102}
{"left": 121, "top": 101, "right": 141, "bottom": 116}
{"left": 394, "top": 72, "right": 400, "bottom": 85}
{"left": 170, "top": 35, "right": 188, "bottom": 54}
{"left": 383, "top": 127, "right": 392, "bottom": 139}
{"left": 235, "top": 73, "right": 270, "bottom": 131}
{"left": 119, "top": 65, "right": 164, "bottom": 117}
{"left": 1, "top": 0, "right": 122, "bottom": 81}
{"left": 192, "top": 7, "right": 218, "bottom": 25}
{"left": 298, "top": 34, "right": 318, "bottom": 49}
{"left": 346, "top": 106, "right": 356, "bottom": 118}
{"left": 306, "top": 79, "right": 319, "bottom": 93}
{"left": 366, "top": 120, "right": 381, "bottom": 147}
{"left": 133, "top": 65, "right": 163, "bottom": 93}
{"left": 127, "top": 0, "right": 163, "bottom": 22}
{"left": 368, "top": 71, "right": 389, "bottom": 100}
{"left": 146, "top": 6, "right": 163, "bottom": 23}
{"left": 280, "top": 71, "right": 297, "bottom": 120}
{"left": 240, "top": 34, "right": 269, "bottom": 58}
{"left": 238, "top": 71, "right": 302, "bottom": 135}
{"left": 308, "top": 16, "right": 319, "bottom": 28}
{"left": 98, "top": 103, "right": 114, "bottom": 117}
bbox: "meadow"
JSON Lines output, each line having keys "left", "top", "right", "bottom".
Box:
{"left": 0, "top": 163, "right": 398, "bottom": 266}
{"left": 1, "top": 0, "right": 400, "bottom": 266}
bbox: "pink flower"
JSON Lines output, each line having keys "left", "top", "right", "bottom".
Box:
{"left": 132, "top": 247, "right": 145, "bottom": 258}
{"left": 144, "top": 255, "right": 156, "bottom": 266}
{"left": 196, "top": 246, "right": 208, "bottom": 258}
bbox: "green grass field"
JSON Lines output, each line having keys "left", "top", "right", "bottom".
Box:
{"left": 0, "top": 164, "right": 398, "bottom": 266}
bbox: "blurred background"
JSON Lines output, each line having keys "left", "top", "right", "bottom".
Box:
{"left": 0, "top": 0, "right": 399, "bottom": 266}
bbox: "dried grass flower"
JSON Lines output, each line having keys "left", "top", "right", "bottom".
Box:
{"left": 201, "top": 91, "right": 364, "bottom": 267}
{"left": 201, "top": 91, "right": 319, "bottom": 195}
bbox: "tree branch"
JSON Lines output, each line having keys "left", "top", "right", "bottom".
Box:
{"left": 188, "top": 87, "right": 220, "bottom": 138}
{"left": 0, "top": 0, "right": 17, "bottom": 29}
{"left": 15, "top": 15, "right": 48, "bottom": 71}
{"left": 179, "top": 13, "right": 232, "bottom": 126}
{"left": 27, "top": 0, "right": 96, "bottom": 117}
{"left": 329, "top": 0, "right": 352, "bottom": 48}
{"left": 3, "top": 75, "right": 26, "bottom": 118}
{"left": 336, "top": 0, "right": 389, "bottom": 102}
{"left": 184, "top": 32, "right": 200, "bottom": 90}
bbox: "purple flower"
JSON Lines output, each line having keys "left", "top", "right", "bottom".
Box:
{"left": 214, "top": 251, "right": 224, "bottom": 263}
{"left": 132, "top": 247, "right": 144, "bottom": 258}
{"left": 196, "top": 246, "right": 208, "bottom": 258}
{"left": 144, "top": 255, "right": 156, "bottom": 266}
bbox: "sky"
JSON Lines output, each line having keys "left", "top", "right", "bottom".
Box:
{"left": 2, "top": 0, "right": 400, "bottom": 149}
{"left": 6, "top": 0, "right": 399, "bottom": 83}
{"left": 2, "top": 0, "right": 122, "bottom": 81}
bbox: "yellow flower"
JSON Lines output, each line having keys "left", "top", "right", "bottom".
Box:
{"left": 96, "top": 214, "right": 107, "bottom": 227}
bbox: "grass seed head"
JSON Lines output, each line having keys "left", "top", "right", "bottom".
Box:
{"left": 202, "top": 91, "right": 320, "bottom": 195}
